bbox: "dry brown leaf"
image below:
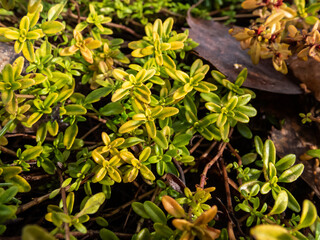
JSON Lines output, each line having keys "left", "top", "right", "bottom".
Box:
{"left": 288, "top": 56, "right": 320, "bottom": 101}
{"left": 187, "top": 16, "right": 303, "bottom": 94}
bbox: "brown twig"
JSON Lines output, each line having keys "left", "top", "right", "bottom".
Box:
{"left": 187, "top": 0, "right": 204, "bottom": 19}
{"left": 173, "top": 158, "right": 186, "bottom": 184}
{"left": 98, "top": 189, "right": 155, "bottom": 219}
{"left": 5, "top": 133, "right": 97, "bottom": 145}
{"left": 57, "top": 169, "right": 70, "bottom": 240}
{"left": 220, "top": 160, "right": 236, "bottom": 240}
{"left": 209, "top": 6, "right": 231, "bottom": 16}
{"left": 55, "top": 230, "right": 132, "bottom": 239}
{"left": 106, "top": 22, "right": 142, "bottom": 38}
{"left": 199, "top": 141, "right": 227, "bottom": 188}
{"left": 0, "top": 146, "right": 17, "bottom": 157}
{"left": 227, "top": 142, "right": 242, "bottom": 166}
{"left": 212, "top": 13, "right": 256, "bottom": 21}
{"left": 87, "top": 141, "right": 104, "bottom": 150}
{"left": 64, "top": 11, "right": 142, "bottom": 38}
{"left": 70, "top": 0, "right": 81, "bottom": 24}
{"left": 227, "top": 142, "right": 243, "bottom": 185}
{"left": 16, "top": 192, "right": 51, "bottom": 214}
{"left": 189, "top": 137, "right": 204, "bottom": 154}
{"left": 123, "top": 184, "right": 144, "bottom": 230}
{"left": 160, "top": 8, "right": 185, "bottom": 18}
{"left": 80, "top": 123, "right": 102, "bottom": 140}
{"left": 86, "top": 114, "right": 107, "bottom": 124}
{"left": 17, "top": 173, "right": 94, "bottom": 215}
{"left": 200, "top": 141, "right": 218, "bottom": 159}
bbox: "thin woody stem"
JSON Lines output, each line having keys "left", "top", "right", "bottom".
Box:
{"left": 57, "top": 168, "right": 70, "bottom": 240}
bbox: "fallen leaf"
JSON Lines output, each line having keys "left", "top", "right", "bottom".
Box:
{"left": 288, "top": 56, "right": 320, "bottom": 101}
{"left": 187, "top": 16, "right": 302, "bottom": 95}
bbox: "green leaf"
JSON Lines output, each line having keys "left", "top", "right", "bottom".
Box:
{"left": 242, "top": 153, "right": 257, "bottom": 165}
{"left": 64, "top": 104, "right": 87, "bottom": 115}
{"left": 275, "top": 154, "right": 296, "bottom": 171}
{"left": 4, "top": 29, "right": 19, "bottom": 40}
{"left": 251, "top": 224, "right": 292, "bottom": 240}
{"left": 43, "top": 92, "right": 58, "bottom": 107}
{"left": 22, "top": 225, "right": 55, "bottom": 240}
{"left": 268, "top": 190, "right": 288, "bottom": 215}
{"left": 263, "top": 139, "right": 276, "bottom": 172}
{"left": 136, "top": 228, "right": 151, "bottom": 240}
{"left": 306, "top": 149, "right": 320, "bottom": 158}
{"left": 111, "top": 88, "right": 130, "bottom": 102}
{"left": 6, "top": 175, "right": 31, "bottom": 192}
{"left": 278, "top": 164, "right": 304, "bottom": 183}
{"left": 95, "top": 217, "right": 109, "bottom": 227}
{"left": 0, "top": 204, "right": 17, "bottom": 223}
{"left": 41, "top": 21, "right": 64, "bottom": 34}
{"left": 132, "top": 202, "right": 150, "bottom": 219}
{"left": 146, "top": 121, "right": 156, "bottom": 138}
{"left": 254, "top": 136, "right": 263, "bottom": 157}
{"left": 154, "top": 131, "right": 168, "bottom": 149}
{"left": 304, "top": 16, "right": 319, "bottom": 25}
{"left": 237, "top": 123, "right": 252, "bottom": 139}
{"left": 134, "top": 85, "right": 151, "bottom": 104}
{"left": 28, "top": 0, "right": 41, "bottom": 13}
{"left": 92, "top": 167, "right": 107, "bottom": 183}
{"left": 2, "top": 64, "right": 14, "bottom": 83}
{"left": 85, "top": 86, "right": 113, "bottom": 104}
{"left": 0, "top": 119, "right": 15, "bottom": 137}
{"left": 21, "top": 146, "right": 43, "bottom": 161}
{"left": 99, "top": 102, "right": 124, "bottom": 116}
{"left": 25, "top": 112, "right": 43, "bottom": 128}
{"left": 0, "top": 166, "right": 21, "bottom": 178}
{"left": 140, "top": 147, "right": 151, "bottom": 162}
{"left": 140, "top": 165, "right": 155, "bottom": 181}
{"left": 56, "top": 89, "right": 74, "bottom": 103}
{"left": 75, "top": 21, "right": 89, "bottom": 32}
{"left": 184, "top": 95, "right": 197, "bottom": 114}
{"left": 66, "top": 192, "right": 74, "bottom": 215}
{"left": 22, "top": 41, "right": 35, "bottom": 62}
{"left": 261, "top": 182, "right": 271, "bottom": 194}
{"left": 12, "top": 56, "right": 24, "bottom": 78}
{"left": 113, "top": 69, "right": 128, "bottom": 81}
{"left": 0, "top": 186, "right": 18, "bottom": 204}
{"left": 296, "top": 200, "right": 317, "bottom": 230}
{"left": 154, "top": 107, "right": 179, "bottom": 119}
{"left": 48, "top": 2, "right": 66, "bottom": 21}
{"left": 153, "top": 223, "right": 174, "bottom": 237}
{"left": 172, "top": 134, "right": 192, "bottom": 147}
{"left": 47, "top": 120, "right": 59, "bottom": 136}
{"left": 74, "top": 222, "right": 87, "bottom": 233}
{"left": 120, "top": 137, "right": 145, "bottom": 148}
{"left": 143, "top": 201, "right": 167, "bottom": 224}
{"left": 119, "top": 120, "right": 143, "bottom": 134}
{"left": 63, "top": 124, "right": 78, "bottom": 150}
{"left": 100, "top": 228, "right": 120, "bottom": 240}
{"left": 49, "top": 188, "right": 60, "bottom": 199}
{"left": 282, "top": 188, "right": 301, "bottom": 212}
{"left": 78, "top": 192, "right": 106, "bottom": 216}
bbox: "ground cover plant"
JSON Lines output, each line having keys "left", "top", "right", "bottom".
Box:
{"left": 0, "top": 0, "right": 320, "bottom": 239}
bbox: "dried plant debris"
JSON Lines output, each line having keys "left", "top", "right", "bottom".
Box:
{"left": 187, "top": 16, "right": 302, "bottom": 95}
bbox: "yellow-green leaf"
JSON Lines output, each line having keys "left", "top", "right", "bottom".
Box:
{"left": 63, "top": 124, "right": 78, "bottom": 150}
{"left": 119, "top": 120, "right": 143, "bottom": 134}
{"left": 41, "top": 21, "right": 64, "bottom": 35}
